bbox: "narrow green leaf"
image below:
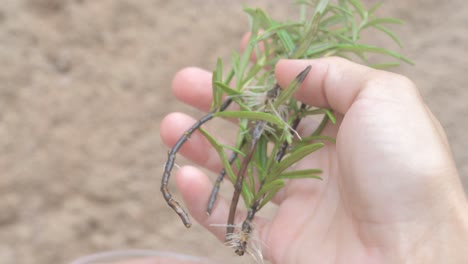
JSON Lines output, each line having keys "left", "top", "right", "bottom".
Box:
{"left": 214, "top": 111, "right": 285, "bottom": 129}
{"left": 254, "top": 179, "right": 285, "bottom": 201}
{"left": 293, "top": 16, "right": 321, "bottom": 58}
{"left": 240, "top": 63, "right": 264, "bottom": 88}
{"left": 211, "top": 58, "right": 223, "bottom": 110}
{"left": 335, "top": 43, "right": 414, "bottom": 65}
{"left": 276, "top": 25, "right": 297, "bottom": 54}
{"left": 279, "top": 169, "right": 323, "bottom": 179}
{"left": 314, "top": 0, "right": 330, "bottom": 16}
{"left": 300, "top": 108, "right": 335, "bottom": 124}
{"left": 231, "top": 51, "right": 240, "bottom": 84}
{"left": 370, "top": 62, "right": 401, "bottom": 69}
{"left": 243, "top": 173, "right": 254, "bottom": 207}
{"left": 220, "top": 144, "right": 245, "bottom": 157}
{"left": 255, "top": 136, "right": 268, "bottom": 174}
{"left": 199, "top": 128, "right": 253, "bottom": 207}
{"left": 224, "top": 68, "right": 235, "bottom": 86}
{"left": 298, "top": 134, "right": 336, "bottom": 144}
{"left": 258, "top": 22, "right": 304, "bottom": 41}
{"left": 328, "top": 3, "right": 354, "bottom": 16}
{"left": 324, "top": 109, "right": 336, "bottom": 124}
{"left": 213, "top": 81, "right": 242, "bottom": 96}
{"left": 247, "top": 7, "right": 296, "bottom": 54}
{"left": 320, "top": 14, "right": 346, "bottom": 28}
{"left": 312, "top": 115, "right": 329, "bottom": 136}
{"left": 348, "top": 0, "right": 366, "bottom": 18}
{"left": 362, "top": 17, "right": 403, "bottom": 29}
{"left": 306, "top": 42, "right": 340, "bottom": 57}
{"left": 269, "top": 143, "right": 324, "bottom": 180}
{"left": 235, "top": 119, "right": 249, "bottom": 147}
{"left": 259, "top": 190, "right": 278, "bottom": 209}
{"left": 368, "top": 1, "right": 383, "bottom": 14}
{"left": 274, "top": 66, "right": 311, "bottom": 107}
{"left": 373, "top": 24, "right": 404, "bottom": 48}
{"left": 198, "top": 128, "right": 237, "bottom": 184}
{"left": 237, "top": 8, "right": 261, "bottom": 90}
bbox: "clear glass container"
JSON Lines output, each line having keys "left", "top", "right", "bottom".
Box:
{"left": 70, "top": 249, "right": 216, "bottom": 264}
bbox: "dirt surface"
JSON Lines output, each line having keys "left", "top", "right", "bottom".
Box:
{"left": 0, "top": 1, "right": 466, "bottom": 263}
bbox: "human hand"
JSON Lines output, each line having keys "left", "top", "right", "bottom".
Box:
{"left": 160, "top": 57, "right": 468, "bottom": 263}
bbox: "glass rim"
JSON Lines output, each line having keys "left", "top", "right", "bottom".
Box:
{"left": 69, "top": 249, "right": 216, "bottom": 264}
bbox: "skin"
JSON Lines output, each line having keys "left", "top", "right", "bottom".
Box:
{"left": 156, "top": 57, "right": 468, "bottom": 264}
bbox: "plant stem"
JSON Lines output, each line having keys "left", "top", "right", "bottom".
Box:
{"left": 226, "top": 121, "right": 265, "bottom": 238}
{"left": 161, "top": 98, "right": 232, "bottom": 227}
{"left": 206, "top": 138, "right": 246, "bottom": 215}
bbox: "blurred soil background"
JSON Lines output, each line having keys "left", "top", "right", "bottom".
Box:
{"left": 0, "top": 0, "right": 466, "bottom": 263}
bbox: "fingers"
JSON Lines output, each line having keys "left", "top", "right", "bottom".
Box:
{"left": 275, "top": 57, "right": 419, "bottom": 115}
{"left": 172, "top": 67, "right": 214, "bottom": 113}
{"left": 160, "top": 112, "right": 224, "bottom": 173}
{"left": 175, "top": 165, "right": 269, "bottom": 243}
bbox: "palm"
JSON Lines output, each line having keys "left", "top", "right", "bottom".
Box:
{"left": 264, "top": 105, "right": 383, "bottom": 263}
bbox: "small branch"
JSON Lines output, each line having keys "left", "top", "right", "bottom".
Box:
{"left": 233, "top": 70, "right": 310, "bottom": 254}
{"left": 161, "top": 99, "right": 232, "bottom": 228}
{"left": 206, "top": 138, "right": 246, "bottom": 215}
{"left": 226, "top": 121, "right": 265, "bottom": 238}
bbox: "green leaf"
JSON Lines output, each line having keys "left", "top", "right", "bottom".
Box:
{"left": 211, "top": 58, "right": 223, "bottom": 110}
{"left": 257, "top": 181, "right": 285, "bottom": 209}
{"left": 274, "top": 66, "right": 311, "bottom": 107}
{"left": 312, "top": 115, "right": 329, "bottom": 136}
{"left": 276, "top": 25, "right": 297, "bottom": 54}
{"left": 254, "top": 179, "right": 285, "bottom": 201}
{"left": 306, "top": 42, "right": 340, "bottom": 57}
{"left": 198, "top": 128, "right": 237, "bottom": 184}
{"left": 214, "top": 111, "right": 285, "bottom": 129}
{"left": 373, "top": 24, "right": 404, "bottom": 48}
{"left": 348, "top": 0, "right": 366, "bottom": 19}
{"left": 213, "top": 81, "right": 242, "bottom": 97}
{"left": 259, "top": 190, "right": 279, "bottom": 209}
{"left": 320, "top": 14, "right": 346, "bottom": 28}
{"left": 224, "top": 68, "right": 235, "bottom": 86}
{"left": 298, "top": 134, "right": 336, "bottom": 144}
{"left": 242, "top": 180, "right": 254, "bottom": 207}
{"left": 199, "top": 128, "right": 253, "bottom": 205}
{"left": 269, "top": 143, "right": 324, "bottom": 181}
{"left": 324, "top": 109, "right": 336, "bottom": 124}
{"left": 334, "top": 43, "right": 414, "bottom": 65}
{"left": 237, "top": 8, "right": 261, "bottom": 90}
{"left": 368, "top": 1, "right": 383, "bottom": 14}
{"left": 314, "top": 0, "right": 330, "bottom": 16}
{"left": 293, "top": 16, "right": 321, "bottom": 58}
{"left": 362, "top": 17, "right": 404, "bottom": 29}
{"left": 230, "top": 51, "right": 240, "bottom": 82}
{"left": 279, "top": 169, "right": 323, "bottom": 179}
{"left": 213, "top": 81, "right": 251, "bottom": 111}
{"left": 258, "top": 22, "right": 304, "bottom": 41}
{"left": 254, "top": 136, "right": 269, "bottom": 177}
{"left": 220, "top": 144, "right": 245, "bottom": 157}
{"left": 328, "top": 3, "right": 354, "bottom": 16}
{"left": 248, "top": 6, "right": 296, "bottom": 54}
{"left": 300, "top": 108, "right": 335, "bottom": 124}
{"left": 370, "top": 62, "right": 402, "bottom": 69}
{"left": 240, "top": 63, "right": 264, "bottom": 88}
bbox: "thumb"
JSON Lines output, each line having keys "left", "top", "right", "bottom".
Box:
{"left": 274, "top": 57, "right": 418, "bottom": 114}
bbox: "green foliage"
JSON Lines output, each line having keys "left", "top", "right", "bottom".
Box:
{"left": 201, "top": 0, "right": 411, "bottom": 210}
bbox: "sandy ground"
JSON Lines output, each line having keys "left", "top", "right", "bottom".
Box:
{"left": 0, "top": 1, "right": 467, "bottom": 263}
